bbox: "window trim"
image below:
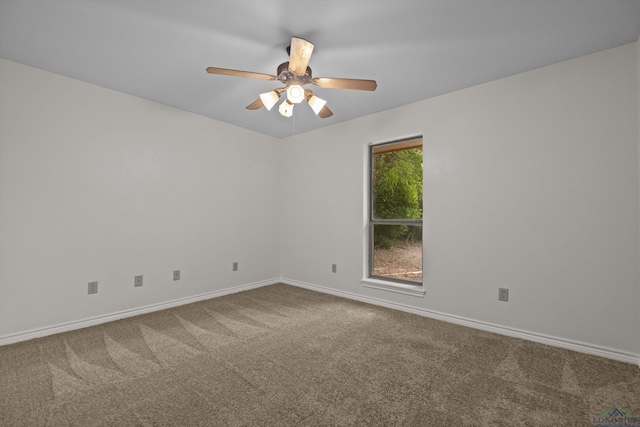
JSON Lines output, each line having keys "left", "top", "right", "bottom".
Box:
{"left": 362, "top": 136, "right": 425, "bottom": 297}
{"left": 361, "top": 277, "right": 426, "bottom": 297}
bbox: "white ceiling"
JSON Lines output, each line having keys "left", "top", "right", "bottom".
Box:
{"left": 1, "top": 1, "right": 639, "bottom": 139}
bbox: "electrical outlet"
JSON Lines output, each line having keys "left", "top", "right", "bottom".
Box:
{"left": 332, "top": 264, "right": 337, "bottom": 273}
{"left": 173, "top": 270, "right": 180, "bottom": 281}
{"left": 134, "top": 275, "right": 143, "bottom": 287}
{"left": 88, "top": 281, "right": 98, "bottom": 295}
{"left": 232, "top": 262, "right": 238, "bottom": 272}
{"left": 499, "top": 288, "right": 509, "bottom": 302}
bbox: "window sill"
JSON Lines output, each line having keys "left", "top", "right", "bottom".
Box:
{"left": 361, "top": 278, "right": 426, "bottom": 298}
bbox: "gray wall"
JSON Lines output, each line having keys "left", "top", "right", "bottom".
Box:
{"left": 0, "top": 59, "right": 281, "bottom": 338}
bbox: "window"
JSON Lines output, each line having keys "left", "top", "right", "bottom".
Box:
{"left": 366, "top": 137, "right": 423, "bottom": 291}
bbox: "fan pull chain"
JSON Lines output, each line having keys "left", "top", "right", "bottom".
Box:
{"left": 292, "top": 111, "right": 296, "bottom": 137}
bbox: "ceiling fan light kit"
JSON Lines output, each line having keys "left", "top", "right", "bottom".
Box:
{"left": 206, "top": 37, "right": 377, "bottom": 120}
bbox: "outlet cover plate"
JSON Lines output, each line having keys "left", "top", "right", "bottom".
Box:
{"left": 499, "top": 288, "right": 509, "bottom": 302}
{"left": 88, "top": 281, "right": 98, "bottom": 294}
{"left": 332, "top": 264, "right": 337, "bottom": 273}
{"left": 134, "top": 275, "right": 143, "bottom": 287}
{"left": 173, "top": 270, "right": 180, "bottom": 281}
{"left": 233, "top": 262, "right": 238, "bottom": 272}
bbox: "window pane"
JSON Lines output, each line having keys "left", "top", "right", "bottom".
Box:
{"left": 371, "top": 146, "right": 423, "bottom": 220}
{"left": 372, "top": 224, "right": 422, "bottom": 283}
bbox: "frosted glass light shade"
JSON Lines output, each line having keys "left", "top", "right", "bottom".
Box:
{"left": 308, "top": 95, "right": 327, "bottom": 115}
{"left": 286, "top": 85, "right": 304, "bottom": 104}
{"left": 259, "top": 91, "right": 279, "bottom": 110}
{"left": 279, "top": 99, "right": 294, "bottom": 117}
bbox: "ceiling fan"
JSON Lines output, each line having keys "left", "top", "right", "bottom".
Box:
{"left": 206, "top": 37, "right": 377, "bottom": 119}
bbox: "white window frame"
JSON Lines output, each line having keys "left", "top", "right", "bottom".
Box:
{"left": 361, "top": 136, "right": 425, "bottom": 298}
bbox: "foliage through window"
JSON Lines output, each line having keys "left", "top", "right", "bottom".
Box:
{"left": 369, "top": 137, "right": 423, "bottom": 284}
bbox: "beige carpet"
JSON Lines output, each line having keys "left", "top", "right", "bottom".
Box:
{"left": 1, "top": 283, "right": 638, "bottom": 426}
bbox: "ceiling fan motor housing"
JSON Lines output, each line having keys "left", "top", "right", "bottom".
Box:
{"left": 277, "top": 62, "right": 313, "bottom": 86}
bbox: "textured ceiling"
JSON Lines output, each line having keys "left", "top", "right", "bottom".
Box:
{"left": 1, "top": 0, "right": 639, "bottom": 139}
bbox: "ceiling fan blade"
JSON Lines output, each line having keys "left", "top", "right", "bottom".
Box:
{"left": 245, "top": 98, "right": 264, "bottom": 110}
{"left": 317, "top": 105, "right": 333, "bottom": 119}
{"left": 312, "top": 77, "right": 377, "bottom": 91}
{"left": 288, "top": 37, "right": 314, "bottom": 75}
{"left": 206, "top": 67, "right": 276, "bottom": 81}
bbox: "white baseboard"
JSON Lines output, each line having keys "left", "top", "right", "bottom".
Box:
{"left": 3, "top": 277, "right": 638, "bottom": 368}
{"left": 281, "top": 278, "right": 640, "bottom": 368}
{"left": 0, "top": 278, "right": 280, "bottom": 347}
